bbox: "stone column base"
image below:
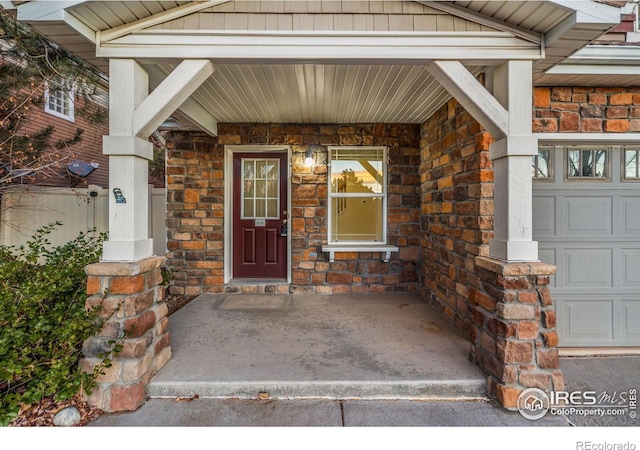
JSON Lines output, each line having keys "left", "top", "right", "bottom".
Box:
{"left": 80, "top": 256, "right": 171, "bottom": 412}
{"left": 472, "top": 256, "right": 564, "bottom": 410}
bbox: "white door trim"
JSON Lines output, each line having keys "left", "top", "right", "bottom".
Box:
{"left": 224, "top": 144, "right": 291, "bottom": 284}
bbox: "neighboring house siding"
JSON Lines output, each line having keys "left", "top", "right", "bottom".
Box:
{"left": 151, "top": 1, "right": 495, "bottom": 32}
{"left": 165, "top": 123, "right": 421, "bottom": 296}
{"left": 17, "top": 86, "right": 109, "bottom": 188}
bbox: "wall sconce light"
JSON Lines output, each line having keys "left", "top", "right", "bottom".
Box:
{"left": 305, "top": 147, "right": 314, "bottom": 167}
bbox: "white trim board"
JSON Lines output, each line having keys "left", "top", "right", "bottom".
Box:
{"left": 535, "top": 133, "right": 640, "bottom": 145}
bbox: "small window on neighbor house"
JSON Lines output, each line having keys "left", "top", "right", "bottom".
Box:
{"left": 45, "top": 80, "right": 74, "bottom": 121}
{"left": 533, "top": 147, "right": 552, "bottom": 179}
{"left": 624, "top": 147, "right": 640, "bottom": 180}
{"left": 328, "top": 146, "right": 387, "bottom": 244}
{"left": 566, "top": 146, "right": 609, "bottom": 180}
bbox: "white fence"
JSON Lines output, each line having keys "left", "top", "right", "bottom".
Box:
{"left": 0, "top": 185, "right": 167, "bottom": 256}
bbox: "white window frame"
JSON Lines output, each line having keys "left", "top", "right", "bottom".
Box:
{"left": 326, "top": 146, "right": 388, "bottom": 246}
{"left": 44, "top": 80, "right": 75, "bottom": 122}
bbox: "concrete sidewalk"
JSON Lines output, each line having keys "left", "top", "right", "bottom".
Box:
{"left": 89, "top": 293, "right": 640, "bottom": 427}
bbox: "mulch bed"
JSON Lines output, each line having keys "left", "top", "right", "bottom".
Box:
{"left": 8, "top": 294, "right": 195, "bottom": 427}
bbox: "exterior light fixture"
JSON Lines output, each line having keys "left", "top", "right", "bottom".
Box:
{"left": 305, "top": 147, "right": 314, "bottom": 166}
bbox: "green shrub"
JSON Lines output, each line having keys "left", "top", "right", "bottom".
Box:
{"left": 0, "top": 222, "right": 112, "bottom": 426}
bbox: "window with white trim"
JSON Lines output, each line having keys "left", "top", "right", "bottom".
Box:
{"left": 624, "top": 146, "right": 640, "bottom": 180}
{"left": 44, "top": 80, "right": 74, "bottom": 122}
{"left": 566, "top": 146, "right": 609, "bottom": 180}
{"left": 328, "top": 146, "right": 387, "bottom": 244}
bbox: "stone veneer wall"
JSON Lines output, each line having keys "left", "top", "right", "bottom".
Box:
{"left": 165, "top": 123, "right": 421, "bottom": 295}
{"left": 419, "top": 98, "right": 564, "bottom": 409}
{"left": 533, "top": 86, "right": 640, "bottom": 133}
{"left": 419, "top": 98, "right": 493, "bottom": 335}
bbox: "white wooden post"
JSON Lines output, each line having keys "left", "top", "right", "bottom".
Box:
{"left": 489, "top": 60, "right": 539, "bottom": 261}
{"left": 102, "top": 59, "right": 154, "bottom": 261}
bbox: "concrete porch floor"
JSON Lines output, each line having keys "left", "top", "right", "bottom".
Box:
{"left": 149, "top": 293, "right": 488, "bottom": 400}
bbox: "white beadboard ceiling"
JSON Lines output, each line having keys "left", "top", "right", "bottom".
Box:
{"left": 12, "top": 1, "right": 631, "bottom": 126}
{"left": 152, "top": 62, "right": 482, "bottom": 124}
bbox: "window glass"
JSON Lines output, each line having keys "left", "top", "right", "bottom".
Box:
{"left": 567, "top": 147, "right": 609, "bottom": 180}
{"left": 241, "top": 159, "right": 279, "bottom": 219}
{"left": 624, "top": 148, "right": 640, "bottom": 180}
{"left": 533, "top": 147, "right": 552, "bottom": 179}
{"left": 44, "top": 80, "right": 74, "bottom": 121}
{"left": 328, "top": 147, "right": 387, "bottom": 244}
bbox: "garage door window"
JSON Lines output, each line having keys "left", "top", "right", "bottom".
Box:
{"left": 624, "top": 147, "right": 640, "bottom": 180}
{"left": 566, "top": 147, "right": 609, "bottom": 180}
{"left": 533, "top": 146, "right": 552, "bottom": 180}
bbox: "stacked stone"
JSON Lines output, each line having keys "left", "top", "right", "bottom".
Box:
{"left": 80, "top": 256, "right": 170, "bottom": 412}
{"left": 419, "top": 98, "right": 494, "bottom": 335}
{"left": 533, "top": 86, "right": 640, "bottom": 133}
{"left": 471, "top": 257, "right": 564, "bottom": 409}
{"left": 165, "top": 123, "right": 422, "bottom": 295}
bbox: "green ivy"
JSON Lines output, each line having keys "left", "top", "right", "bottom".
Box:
{"left": 0, "top": 223, "right": 112, "bottom": 426}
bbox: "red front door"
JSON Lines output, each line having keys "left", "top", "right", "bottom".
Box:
{"left": 233, "top": 152, "right": 288, "bottom": 279}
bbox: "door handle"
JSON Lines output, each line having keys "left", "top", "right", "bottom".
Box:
{"left": 280, "top": 218, "right": 288, "bottom": 237}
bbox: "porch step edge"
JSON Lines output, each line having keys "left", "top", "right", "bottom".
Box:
{"left": 148, "top": 379, "right": 488, "bottom": 400}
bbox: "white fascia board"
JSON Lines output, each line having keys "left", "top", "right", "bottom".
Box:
{"left": 101, "top": 0, "right": 230, "bottom": 43}
{"left": 546, "top": 64, "right": 640, "bottom": 75}
{"left": 417, "top": 1, "right": 541, "bottom": 44}
{"left": 548, "top": 1, "right": 622, "bottom": 24}
{"left": 0, "top": 1, "right": 16, "bottom": 10}
{"left": 545, "top": 1, "right": 621, "bottom": 47}
{"left": 564, "top": 45, "right": 640, "bottom": 62}
{"left": 97, "top": 31, "right": 542, "bottom": 63}
{"left": 16, "top": 1, "right": 86, "bottom": 21}
{"left": 536, "top": 133, "right": 640, "bottom": 145}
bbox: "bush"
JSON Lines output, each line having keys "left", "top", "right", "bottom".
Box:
{"left": 0, "top": 223, "right": 112, "bottom": 426}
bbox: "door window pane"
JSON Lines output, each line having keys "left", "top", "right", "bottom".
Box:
{"left": 241, "top": 159, "right": 280, "bottom": 219}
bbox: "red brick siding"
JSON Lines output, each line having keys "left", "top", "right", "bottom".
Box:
{"left": 20, "top": 89, "right": 110, "bottom": 188}
{"left": 165, "top": 123, "right": 421, "bottom": 295}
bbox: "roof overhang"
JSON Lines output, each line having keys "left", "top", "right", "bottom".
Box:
{"left": 9, "top": 1, "right": 630, "bottom": 125}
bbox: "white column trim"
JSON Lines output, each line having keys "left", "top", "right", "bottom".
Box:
{"left": 146, "top": 65, "right": 218, "bottom": 136}
{"left": 428, "top": 60, "right": 508, "bottom": 139}
{"left": 133, "top": 59, "right": 215, "bottom": 139}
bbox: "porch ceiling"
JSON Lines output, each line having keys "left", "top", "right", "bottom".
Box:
{"left": 11, "top": 1, "right": 628, "bottom": 127}
{"left": 152, "top": 62, "right": 483, "bottom": 125}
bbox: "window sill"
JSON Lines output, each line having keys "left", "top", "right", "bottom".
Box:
{"left": 321, "top": 244, "right": 399, "bottom": 263}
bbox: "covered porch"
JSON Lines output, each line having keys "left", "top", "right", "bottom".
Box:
{"left": 149, "top": 292, "right": 487, "bottom": 400}
{"left": 12, "top": 0, "right": 627, "bottom": 412}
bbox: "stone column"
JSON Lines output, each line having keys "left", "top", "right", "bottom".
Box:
{"left": 471, "top": 257, "right": 564, "bottom": 409}
{"left": 81, "top": 256, "right": 170, "bottom": 412}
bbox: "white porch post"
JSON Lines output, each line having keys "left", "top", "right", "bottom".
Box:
{"left": 489, "top": 60, "right": 539, "bottom": 261}
{"left": 102, "top": 59, "right": 154, "bottom": 262}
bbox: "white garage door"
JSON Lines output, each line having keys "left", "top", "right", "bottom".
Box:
{"left": 533, "top": 145, "right": 640, "bottom": 347}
